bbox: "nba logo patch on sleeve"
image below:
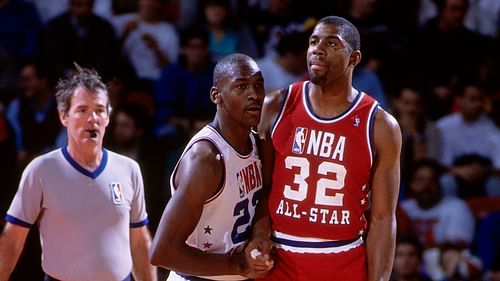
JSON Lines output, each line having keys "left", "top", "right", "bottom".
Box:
{"left": 110, "top": 182, "right": 124, "bottom": 204}
{"left": 292, "top": 127, "right": 308, "bottom": 154}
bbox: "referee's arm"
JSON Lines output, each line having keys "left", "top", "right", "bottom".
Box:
{"left": 0, "top": 222, "right": 29, "bottom": 281}
{"left": 130, "top": 225, "right": 157, "bottom": 281}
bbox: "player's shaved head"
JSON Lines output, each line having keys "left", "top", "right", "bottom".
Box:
{"left": 213, "top": 53, "right": 259, "bottom": 87}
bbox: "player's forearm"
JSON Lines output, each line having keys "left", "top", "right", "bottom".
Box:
{"left": 252, "top": 195, "right": 272, "bottom": 251}
{"left": 152, "top": 245, "right": 248, "bottom": 277}
{"left": 253, "top": 187, "right": 272, "bottom": 234}
{"left": 366, "top": 215, "right": 397, "bottom": 281}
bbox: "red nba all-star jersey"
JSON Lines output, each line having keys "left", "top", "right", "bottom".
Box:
{"left": 268, "top": 81, "right": 379, "bottom": 253}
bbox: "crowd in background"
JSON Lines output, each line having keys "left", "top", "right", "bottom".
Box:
{"left": 1, "top": 0, "right": 500, "bottom": 280}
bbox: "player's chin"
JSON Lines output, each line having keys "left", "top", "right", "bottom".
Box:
{"left": 245, "top": 113, "right": 261, "bottom": 126}
{"left": 246, "top": 118, "right": 261, "bottom": 129}
{"left": 310, "top": 74, "right": 326, "bottom": 84}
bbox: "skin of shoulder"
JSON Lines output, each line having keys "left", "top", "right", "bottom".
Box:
{"left": 173, "top": 140, "right": 224, "bottom": 200}
{"left": 257, "top": 88, "right": 288, "bottom": 141}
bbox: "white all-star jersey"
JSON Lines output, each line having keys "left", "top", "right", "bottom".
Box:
{"left": 169, "top": 125, "right": 263, "bottom": 281}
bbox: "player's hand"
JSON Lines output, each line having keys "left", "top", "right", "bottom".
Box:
{"left": 243, "top": 237, "right": 274, "bottom": 278}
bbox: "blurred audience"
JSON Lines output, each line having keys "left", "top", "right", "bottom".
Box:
{"left": 257, "top": 23, "right": 309, "bottom": 93}
{"left": 400, "top": 159, "right": 475, "bottom": 248}
{"left": 5, "top": 60, "right": 61, "bottom": 168}
{"left": 409, "top": 0, "right": 491, "bottom": 119}
{"left": 390, "top": 235, "right": 432, "bottom": 281}
{"left": 440, "top": 154, "right": 500, "bottom": 199}
{"left": 0, "top": 102, "right": 17, "bottom": 216}
{"left": 198, "top": 0, "right": 257, "bottom": 61}
{"left": 0, "top": 0, "right": 42, "bottom": 63}
{"left": 112, "top": 0, "right": 179, "bottom": 84}
{"left": 43, "top": 0, "right": 118, "bottom": 81}
{"left": 153, "top": 26, "right": 215, "bottom": 139}
{"left": 392, "top": 86, "right": 440, "bottom": 193}
{"left": 353, "top": 61, "right": 389, "bottom": 110}
{"left": 0, "top": 0, "right": 42, "bottom": 103}
{"left": 400, "top": 159, "right": 482, "bottom": 281}
{"left": 247, "top": 0, "right": 305, "bottom": 57}
{"left": 436, "top": 81, "right": 500, "bottom": 181}
{"left": 424, "top": 242, "right": 483, "bottom": 281}
{"left": 475, "top": 212, "right": 500, "bottom": 273}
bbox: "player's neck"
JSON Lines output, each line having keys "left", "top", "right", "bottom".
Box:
{"left": 210, "top": 119, "right": 251, "bottom": 155}
{"left": 308, "top": 82, "right": 357, "bottom": 118}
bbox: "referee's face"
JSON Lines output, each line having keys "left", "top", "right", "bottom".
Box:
{"left": 60, "top": 86, "right": 110, "bottom": 148}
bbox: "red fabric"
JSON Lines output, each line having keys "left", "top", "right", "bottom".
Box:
{"left": 268, "top": 81, "right": 378, "bottom": 240}
{"left": 258, "top": 245, "right": 367, "bottom": 281}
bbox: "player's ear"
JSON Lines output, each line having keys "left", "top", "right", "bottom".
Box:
{"left": 349, "top": 50, "right": 362, "bottom": 67}
{"left": 210, "top": 87, "right": 221, "bottom": 104}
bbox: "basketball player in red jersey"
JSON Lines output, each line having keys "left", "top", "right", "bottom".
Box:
{"left": 250, "top": 16, "right": 402, "bottom": 281}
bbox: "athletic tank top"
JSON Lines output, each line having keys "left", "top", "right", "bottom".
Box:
{"left": 269, "top": 81, "right": 378, "bottom": 250}
{"left": 170, "top": 125, "right": 262, "bottom": 280}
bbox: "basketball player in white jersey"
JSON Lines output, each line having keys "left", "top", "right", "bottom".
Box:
{"left": 150, "top": 53, "right": 274, "bottom": 280}
{"left": 0, "top": 65, "right": 156, "bottom": 281}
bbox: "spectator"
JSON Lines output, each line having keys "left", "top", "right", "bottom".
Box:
{"left": 409, "top": 0, "right": 491, "bottom": 102}
{"left": 424, "top": 242, "right": 483, "bottom": 281}
{"left": 0, "top": 0, "right": 42, "bottom": 104}
{"left": 107, "top": 102, "right": 151, "bottom": 161}
{"left": 400, "top": 159, "right": 475, "bottom": 248}
{"left": 440, "top": 154, "right": 500, "bottom": 199}
{"left": 43, "top": 0, "right": 118, "bottom": 81}
{"left": 257, "top": 24, "right": 308, "bottom": 93}
{"left": 344, "top": 0, "right": 386, "bottom": 66}
{"left": 247, "top": 0, "right": 305, "bottom": 57}
{"left": 436, "top": 81, "right": 500, "bottom": 179}
{"left": 390, "top": 235, "right": 432, "bottom": 281}
{"left": 401, "top": 158, "right": 482, "bottom": 280}
{"left": 353, "top": 63, "right": 389, "bottom": 110}
{"left": 0, "top": 0, "right": 42, "bottom": 63}
{"left": 199, "top": 0, "right": 257, "bottom": 61}
{"left": 6, "top": 60, "right": 61, "bottom": 168}
{"left": 112, "top": 0, "right": 179, "bottom": 83}
{"left": 392, "top": 86, "right": 440, "bottom": 192}
{"left": 153, "top": 26, "right": 215, "bottom": 139}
